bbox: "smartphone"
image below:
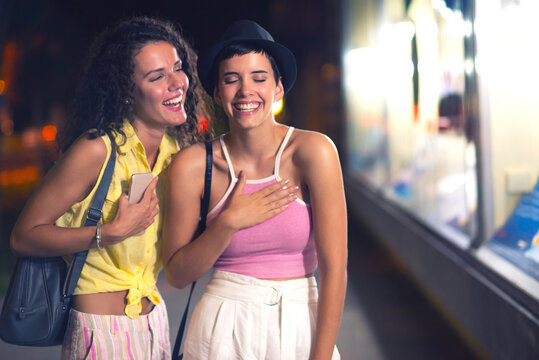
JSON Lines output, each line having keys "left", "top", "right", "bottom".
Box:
{"left": 128, "top": 173, "right": 154, "bottom": 204}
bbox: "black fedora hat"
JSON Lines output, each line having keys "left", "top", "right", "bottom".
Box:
{"left": 197, "top": 19, "right": 297, "bottom": 95}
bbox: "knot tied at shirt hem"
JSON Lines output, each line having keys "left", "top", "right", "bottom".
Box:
{"left": 124, "top": 280, "right": 161, "bottom": 319}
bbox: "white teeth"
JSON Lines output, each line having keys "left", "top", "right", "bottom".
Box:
{"left": 163, "top": 95, "right": 183, "bottom": 106}
{"left": 235, "top": 103, "right": 259, "bottom": 111}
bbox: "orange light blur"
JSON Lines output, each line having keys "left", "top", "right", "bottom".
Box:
{"left": 0, "top": 117, "right": 14, "bottom": 135}
{"left": 2, "top": 43, "right": 17, "bottom": 86}
{"left": 0, "top": 79, "right": 6, "bottom": 94}
{"left": 321, "top": 63, "right": 338, "bottom": 82}
{"left": 1, "top": 166, "right": 40, "bottom": 186}
{"left": 42, "top": 124, "right": 57, "bottom": 142}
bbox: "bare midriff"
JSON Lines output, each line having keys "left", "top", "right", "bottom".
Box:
{"left": 73, "top": 291, "right": 154, "bottom": 316}
{"left": 258, "top": 273, "right": 314, "bottom": 281}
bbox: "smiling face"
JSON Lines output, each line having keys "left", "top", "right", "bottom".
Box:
{"left": 214, "top": 51, "right": 283, "bottom": 131}
{"left": 130, "top": 41, "right": 189, "bottom": 132}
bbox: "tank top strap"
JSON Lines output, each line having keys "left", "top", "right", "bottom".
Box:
{"left": 274, "top": 127, "right": 294, "bottom": 180}
{"left": 219, "top": 135, "right": 237, "bottom": 180}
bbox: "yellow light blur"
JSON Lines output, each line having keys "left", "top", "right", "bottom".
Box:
{"left": 273, "top": 99, "right": 283, "bottom": 115}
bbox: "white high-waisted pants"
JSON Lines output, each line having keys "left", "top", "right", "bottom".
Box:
{"left": 183, "top": 270, "right": 340, "bottom": 360}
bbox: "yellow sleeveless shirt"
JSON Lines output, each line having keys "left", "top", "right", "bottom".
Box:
{"left": 58, "top": 120, "right": 179, "bottom": 318}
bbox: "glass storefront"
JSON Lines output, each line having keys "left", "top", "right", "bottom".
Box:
{"left": 473, "top": 0, "right": 539, "bottom": 294}
{"left": 343, "top": 0, "right": 477, "bottom": 247}
{"left": 343, "top": 0, "right": 539, "bottom": 299}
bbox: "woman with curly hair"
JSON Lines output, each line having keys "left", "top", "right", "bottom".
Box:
{"left": 10, "top": 16, "right": 201, "bottom": 359}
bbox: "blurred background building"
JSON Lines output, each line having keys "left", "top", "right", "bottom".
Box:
{"left": 342, "top": 0, "right": 539, "bottom": 358}
{"left": 1, "top": 0, "right": 538, "bottom": 359}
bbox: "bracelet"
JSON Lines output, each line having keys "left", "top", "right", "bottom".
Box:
{"left": 96, "top": 223, "right": 104, "bottom": 250}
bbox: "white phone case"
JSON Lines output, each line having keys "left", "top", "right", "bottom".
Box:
{"left": 128, "top": 173, "right": 154, "bottom": 204}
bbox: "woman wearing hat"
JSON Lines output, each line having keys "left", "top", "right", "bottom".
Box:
{"left": 163, "top": 20, "right": 346, "bottom": 359}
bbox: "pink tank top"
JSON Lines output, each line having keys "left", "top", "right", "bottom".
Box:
{"left": 207, "top": 127, "right": 317, "bottom": 278}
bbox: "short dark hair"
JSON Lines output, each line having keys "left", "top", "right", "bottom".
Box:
{"left": 62, "top": 16, "right": 203, "bottom": 150}
{"left": 212, "top": 43, "right": 281, "bottom": 91}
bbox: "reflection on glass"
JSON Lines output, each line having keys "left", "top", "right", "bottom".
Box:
{"left": 487, "top": 180, "right": 539, "bottom": 281}
{"left": 476, "top": 0, "right": 539, "bottom": 284}
{"left": 343, "top": 0, "right": 477, "bottom": 246}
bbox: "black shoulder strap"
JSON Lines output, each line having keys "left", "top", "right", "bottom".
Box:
{"left": 63, "top": 131, "right": 117, "bottom": 297}
{"left": 172, "top": 140, "right": 213, "bottom": 360}
{"left": 199, "top": 140, "right": 213, "bottom": 231}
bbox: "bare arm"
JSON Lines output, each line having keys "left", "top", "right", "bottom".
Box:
{"left": 162, "top": 142, "right": 298, "bottom": 289}
{"left": 300, "top": 133, "right": 348, "bottom": 360}
{"left": 10, "top": 135, "right": 159, "bottom": 257}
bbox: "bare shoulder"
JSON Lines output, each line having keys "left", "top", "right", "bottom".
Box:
{"left": 169, "top": 140, "right": 213, "bottom": 178}
{"left": 57, "top": 133, "right": 108, "bottom": 172}
{"left": 36, "top": 133, "right": 108, "bottom": 201}
{"left": 290, "top": 128, "right": 339, "bottom": 165}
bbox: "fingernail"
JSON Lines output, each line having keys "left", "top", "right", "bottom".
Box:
{"left": 294, "top": 186, "right": 299, "bottom": 190}
{"left": 282, "top": 185, "right": 288, "bottom": 190}
{"left": 284, "top": 179, "right": 289, "bottom": 184}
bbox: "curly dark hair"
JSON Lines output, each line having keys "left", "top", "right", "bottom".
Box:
{"left": 61, "top": 16, "right": 207, "bottom": 151}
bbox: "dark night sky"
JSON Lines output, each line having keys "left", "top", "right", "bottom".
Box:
{"left": 1, "top": 0, "right": 342, "bottom": 137}
{"left": 1, "top": 0, "right": 273, "bottom": 130}
{"left": 4, "top": 0, "right": 273, "bottom": 50}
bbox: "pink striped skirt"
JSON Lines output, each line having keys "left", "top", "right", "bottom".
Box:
{"left": 61, "top": 301, "right": 170, "bottom": 360}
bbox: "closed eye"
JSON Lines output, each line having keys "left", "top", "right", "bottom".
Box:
{"left": 252, "top": 71, "right": 268, "bottom": 83}
{"left": 224, "top": 76, "right": 239, "bottom": 84}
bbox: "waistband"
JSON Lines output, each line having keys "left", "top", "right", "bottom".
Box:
{"left": 207, "top": 270, "right": 318, "bottom": 305}
{"left": 67, "top": 301, "right": 166, "bottom": 333}
{"left": 207, "top": 270, "right": 319, "bottom": 359}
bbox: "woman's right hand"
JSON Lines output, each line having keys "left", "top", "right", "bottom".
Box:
{"left": 220, "top": 171, "right": 299, "bottom": 231}
{"left": 100, "top": 176, "right": 160, "bottom": 245}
